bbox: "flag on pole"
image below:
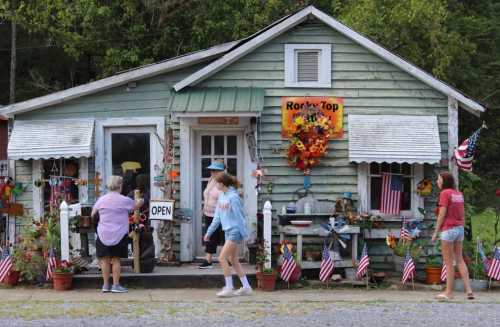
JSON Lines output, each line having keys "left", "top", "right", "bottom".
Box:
{"left": 319, "top": 242, "right": 335, "bottom": 282}
{"left": 441, "top": 263, "right": 447, "bottom": 281}
{"left": 0, "top": 247, "right": 13, "bottom": 283}
{"left": 400, "top": 216, "right": 412, "bottom": 241}
{"left": 477, "top": 239, "right": 490, "bottom": 274}
{"left": 46, "top": 248, "right": 57, "bottom": 281}
{"left": 380, "top": 173, "right": 403, "bottom": 215}
{"left": 402, "top": 250, "right": 415, "bottom": 284}
{"left": 280, "top": 245, "right": 297, "bottom": 282}
{"left": 487, "top": 247, "right": 500, "bottom": 281}
{"left": 453, "top": 128, "right": 481, "bottom": 172}
{"left": 356, "top": 243, "right": 370, "bottom": 280}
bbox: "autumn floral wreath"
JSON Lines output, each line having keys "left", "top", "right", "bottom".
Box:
{"left": 287, "top": 109, "right": 335, "bottom": 173}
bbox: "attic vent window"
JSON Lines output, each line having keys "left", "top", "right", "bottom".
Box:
{"left": 285, "top": 44, "right": 331, "bottom": 88}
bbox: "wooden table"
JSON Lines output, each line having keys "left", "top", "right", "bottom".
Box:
{"left": 279, "top": 224, "right": 360, "bottom": 269}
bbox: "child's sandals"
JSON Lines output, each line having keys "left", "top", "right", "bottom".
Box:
{"left": 435, "top": 293, "right": 453, "bottom": 301}
{"left": 467, "top": 292, "right": 475, "bottom": 300}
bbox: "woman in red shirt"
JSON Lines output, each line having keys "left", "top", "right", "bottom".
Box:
{"left": 431, "top": 171, "right": 474, "bottom": 300}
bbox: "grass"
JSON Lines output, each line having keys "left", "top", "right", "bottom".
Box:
{"left": 471, "top": 208, "right": 499, "bottom": 253}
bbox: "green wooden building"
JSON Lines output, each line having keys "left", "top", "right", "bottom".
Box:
{"left": 0, "top": 6, "right": 485, "bottom": 269}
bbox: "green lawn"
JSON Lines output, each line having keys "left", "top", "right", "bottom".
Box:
{"left": 471, "top": 208, "right": 499, "bottom": 253}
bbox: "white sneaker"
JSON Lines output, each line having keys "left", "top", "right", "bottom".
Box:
{"left": 216, "top": 287, "right": 235, "bottom": 298}
{"left": 234, "top": 287, "right": 253, "bottom": 296}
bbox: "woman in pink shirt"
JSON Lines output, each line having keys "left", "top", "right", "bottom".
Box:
{"left": 198, "top": 161, "right": 225, "bottom": 269}
{"left": 92, "top": 175, "right": 143, "bottom": 293}
{"left": 432, "top": 171, "right": 474, "bottom": 300}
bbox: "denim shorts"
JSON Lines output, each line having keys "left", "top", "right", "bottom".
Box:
{"left": 224, "top": 228, "right": 244, "bottom": 243}
{"left": 440, "top": 226, "right": 464, "bottom": 242}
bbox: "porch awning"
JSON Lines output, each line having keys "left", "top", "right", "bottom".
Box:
{"left": 169, "top": 87, "right": 264, "bottom": 115}
{"left": 348, "top": 115, "right": 441, "bottom": 164}
{"left": 8, "top": 119, "right": 94, "bottom": 160}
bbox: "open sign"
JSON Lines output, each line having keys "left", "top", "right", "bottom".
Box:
{"left": 149, "top": 200, "right": 175, "bottom": 220}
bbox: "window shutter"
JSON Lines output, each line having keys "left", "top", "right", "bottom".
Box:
{"left": 297, "top": 51, "right": 319, "bottom": 82}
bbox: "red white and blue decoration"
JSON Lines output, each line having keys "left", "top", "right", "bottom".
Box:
{"left": 280, "top": 244, "right": 297, "bottom": 283}
{"left": 319, "top": 242, "right": 335, "bottom": 283}
{"left": 356, "top": 243, "right": 370, "bottom": 280}
{"left": 453, "top": 127, "right": 482, "bottom": 172}
{"left": 402, "top": 250, "right": 415, "bottom": 285}
{"left": 380, "top": 172, "right": 403, "bottom": 215}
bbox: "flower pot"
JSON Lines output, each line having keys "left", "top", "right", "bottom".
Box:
{"left": 425, "top": 266, "right": 442, "bottom": 285}
{"left": 2, "top": 271, "right": 20, "bottom": 286}
{"left": 256, "top": 272, "right": 276, "bottom": 291}
{"left": 52, "top": 272, "right": 73, "bottom": 290}
{"left": 454, "top": 279, "right": 488, "bottom": 292}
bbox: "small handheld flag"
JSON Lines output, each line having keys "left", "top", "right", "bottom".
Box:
{"left": 46, "top": 248, "right": 57, "bottom": 281}
{"left": 487, "top": 247, "right": 500, "bottom": 281}
{"left": 402, "top": 250, "right": 415, "bottom": 285}
{"left": 441, "top": 263, "right": 447, "bottom": 282}
{"left": 319, "top": 242, "right": 335, "bottom": 283}
{"left": 280, "top": 245, "right": 297, "bottom": 282}
{"left": 0, "top": 247, "right": 13, "bottom": 283}
{"left": 356, "top": 243, "right": 370, "bottom": 280}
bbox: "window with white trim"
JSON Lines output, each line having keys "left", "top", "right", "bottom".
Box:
{"left": 368, "top": 163, "right": 413, "bottom": 213}
{"left": 285, "top": 44, "right": 331, "bottom": 88}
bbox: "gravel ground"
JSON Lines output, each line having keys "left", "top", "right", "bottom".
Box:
{"left": 1, "top": 299, "right": 499, "bottom": 327}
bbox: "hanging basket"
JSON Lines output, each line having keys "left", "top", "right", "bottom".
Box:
{"left": 52, "top": 272, "right": 73, "bottom": 290}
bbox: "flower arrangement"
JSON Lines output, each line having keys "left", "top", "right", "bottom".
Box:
{"left": 54, "top": 260, "right": 73, "bottom": 274}
{"left": 286, "top": 109, "right": 335, "bottom": 173}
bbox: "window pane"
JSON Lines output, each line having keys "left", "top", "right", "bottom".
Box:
{"left": 370, "top": 163, "right": 380, "bottom": 175}
{"left": 402, "top": 163, "right": 411, "bottom": 176}
{"left": 227, "top": 135, "right": 237, "bottom": 155}
{"left": 201, "top": 158, "right": 211, "bottom": 178}
{"left": 381, "top": 163, "right": 390, "bottom": 173}
{"left": 370, "top": 177, "right": 381, "bottom": 210}
{"left": 214, "top": 135, "right": 224, "bottom": 155}
{"left": 402, "top": 177, "right": 412, "bottom": 210}
{"left": 201, "top": 135, "right": 211, "bottom": 155}
{"left": 390, "top": 163, "right": 401, "bottom": 174}
{"left": 227, "top": 158, "right": 237, "bottom": 176}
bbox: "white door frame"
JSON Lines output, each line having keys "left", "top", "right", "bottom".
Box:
{"left": 179, "top": 117, "right": 257, "bottom": 261}
{"left": 95, "top": 117, "right": 165, "bottom": 257}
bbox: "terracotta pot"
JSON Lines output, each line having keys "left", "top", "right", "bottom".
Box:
{"left": 425, "top": 266, "right": 442, "bottom": 285}
{"left": 52, "top": 272, "right": 73, "bottom": 290}
{"left": 2, "top": 271, "right": 20, "bottom": 286}
{"left": 256, "top": 272, "right": 276, "bottom": 291}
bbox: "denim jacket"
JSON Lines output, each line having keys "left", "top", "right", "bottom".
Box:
{"left": 206, "top": 187, "right": 248, "bottom": 238}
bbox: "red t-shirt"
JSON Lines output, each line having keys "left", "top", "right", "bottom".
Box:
{"left": 438, "top": 188, "right": 465, "bottom": 231}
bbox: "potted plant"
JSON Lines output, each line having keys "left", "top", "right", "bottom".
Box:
{"left": 256, "top": 267, "right": 277, "bottom": 291}
{"left": 424, "top": 255, "right": 442, "bottom": 284}
{"left": 391, "top": 239, "right": 425, "bottom": 273}
{"left": 254, "top": 239, "right": 269, "bottom": 273}
{"left": 52, "top": 260, "right": 74, "bottom": 290}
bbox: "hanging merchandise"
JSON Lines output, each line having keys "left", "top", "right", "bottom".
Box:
{"left": 93, "top": 172, "right": 102, "bottom": 198}
{"left": 416, "top": 179, "right": 433, "bottom": 197}
{"left": 251, "top": 165, "right": 266, "bottom": 195}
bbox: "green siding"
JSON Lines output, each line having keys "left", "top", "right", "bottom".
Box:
{"left": 14, "top": 160, "right": 33, "bottom": 213}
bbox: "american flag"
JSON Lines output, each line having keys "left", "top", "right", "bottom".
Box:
{"left": 356, "top": 243, "right": 370, "bottom": 280}
{"left": 454, "top": 128, "right": 481, "bottom": 172}
{"left": 380, "top": 173, "right": 403, "bottom": 215}
{"left": 46, "top": 248, "right": 57, "bottom": 281}
{"left": 280, "top": 245, "right": 297, "bottom": 282}
{"left": 477, "top": 239, "right": 490, "bottom": 274}
{"left": 441, "top": 263, "right": 447, "bottom": 282}
{"left": 0, "top": 247, "right": 13, "bottom": 283}
{"left": 402, "top": 250, "right": 415, "bottom": 284}
{"left": 319, "top": 243, "right": 335, "bottom": 282}
{"left": 400, "top": 216, "right": 412, "bottom": 241}
{"left": 487, "top": 247, "right": 500, "bottom": 281}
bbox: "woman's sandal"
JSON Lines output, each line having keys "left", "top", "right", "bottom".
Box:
{"left": 467, "top": 293, "right": 475, "bottom": 300}
{"left": 435, "top": 293, "right": 453, "bottom": 301}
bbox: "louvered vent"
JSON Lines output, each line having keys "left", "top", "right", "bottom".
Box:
{"left": 297, "top": 51, "right": 319, "bottom": 82}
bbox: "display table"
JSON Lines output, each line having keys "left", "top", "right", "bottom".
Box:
{"left": 279, "top": 223, "right": 360, "bottom": 269}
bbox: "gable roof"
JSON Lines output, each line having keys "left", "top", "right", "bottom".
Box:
{"left": 0, "top": 40, "right": 240, "bottom": 117}
{"left": 174, "top": 6, "right": 485, "bottom": 116}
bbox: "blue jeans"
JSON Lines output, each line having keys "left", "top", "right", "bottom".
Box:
{"left": 224, "top": 228, "right": 244, "bottom": 243}
{"left": 440, "top": 226, "right": 464, "bottom": 242}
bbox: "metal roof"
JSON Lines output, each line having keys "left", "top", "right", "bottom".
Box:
{"left": 8, "top": 119, "right": 94, "bottom": 160}
{"left": 348, "top": 115, "right": 442, "bottom": 164}
{"left": 169, "top": 88, "right": 264, "bottom": 114}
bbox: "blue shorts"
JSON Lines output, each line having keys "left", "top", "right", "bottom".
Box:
{"left": 224, "top": 228, "right": 244, "bottom": 243}
{"left": 440, "top": 226, "right": 464, "bottom": 242}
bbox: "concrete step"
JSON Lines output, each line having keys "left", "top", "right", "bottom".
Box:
{"left": 74, "top": 263, "right": 257, "bottom": 289}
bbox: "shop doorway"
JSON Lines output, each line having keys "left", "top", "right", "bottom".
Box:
{"left": 194, "top": 132, "right": 243, "bottom": 258}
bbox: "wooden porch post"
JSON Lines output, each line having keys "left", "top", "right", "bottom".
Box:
{"left": 448, "top": 97, "right": 459, "bottom": 185}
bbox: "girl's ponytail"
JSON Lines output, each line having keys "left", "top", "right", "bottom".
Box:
{"left": 215, "top": 173, "right": 241, "bottom": 189}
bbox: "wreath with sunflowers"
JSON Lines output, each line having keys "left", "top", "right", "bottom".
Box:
{"left": 287, "top": 110, "right": 335, "bottom": 173}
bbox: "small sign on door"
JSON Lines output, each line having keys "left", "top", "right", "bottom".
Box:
{"left": 149, "top": 200, "right": 175, "bottom": 220}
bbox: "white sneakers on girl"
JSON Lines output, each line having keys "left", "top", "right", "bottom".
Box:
{"left": 234, "top": 287, "right": 253, "bottom": 296}
{"left": 216, "top": 287, "right": 235, "bottom": 297}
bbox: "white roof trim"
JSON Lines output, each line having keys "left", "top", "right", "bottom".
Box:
{"left": 173, "top": 7, "right": 313, "bottom": 92}
{"left": 174, "top": 6, "right": 485, "bottom": 115}
{"left": 0, "top": 41, "right": 239, "bottom": 117}
{"left": 8, "top": 119, "right": 95, "bottom": 160}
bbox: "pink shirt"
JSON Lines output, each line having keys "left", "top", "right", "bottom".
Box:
{"left": 92, "top": 191, "right": 135, "bottom": 246}
{"left": 438, "top": 188, "right": 465, "bottom": 231}
{"left": 203, "top": 178, "right": 221, "bottom": 217}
